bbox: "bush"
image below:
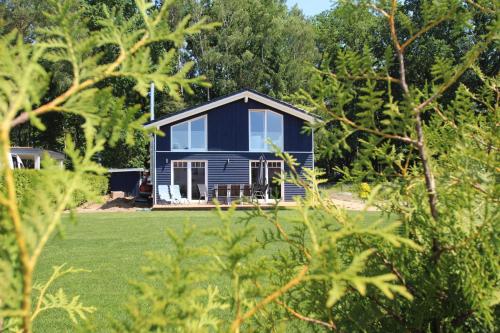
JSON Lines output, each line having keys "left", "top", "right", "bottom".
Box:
{"left": 357, "top": 182, "right": 371, "bottom": 200}
{"left": 72, "top": 173, "right": 109, "bottom": 207}
{"left": 0, "top": 169, "right": 108, "bottom": 207}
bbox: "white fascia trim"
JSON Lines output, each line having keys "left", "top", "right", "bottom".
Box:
{"left": 144, "top": 91, "right": 317, "bottom": 129}
{"left": 247, "top": 92, "right": 317, "bottom": 124}
{"left": 154, "top": 150, "right": 313, "bottom": 154}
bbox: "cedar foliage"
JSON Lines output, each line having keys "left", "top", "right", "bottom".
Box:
{"left": 120, "top": 1, "right": 498, "bottom": 332}
{"left": 0, "top": 1, "right": 498, "bottom": 333}
{"left": 0, "top": 0, "right": 215, "bottom": 331}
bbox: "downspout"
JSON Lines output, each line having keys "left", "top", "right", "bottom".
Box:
{"left": 150, "top": 83, "right": 156, "bottom": 206}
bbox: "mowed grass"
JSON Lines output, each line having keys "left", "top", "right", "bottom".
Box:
{"left": 34, "top": 210, "right": 385, "bottom": 332}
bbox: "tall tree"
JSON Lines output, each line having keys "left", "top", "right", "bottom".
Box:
{"left": 177, "top": 0, "right": 319, "bottom": 102}
{"left": 311, "top": 0, "right": 499, "bottom": 179}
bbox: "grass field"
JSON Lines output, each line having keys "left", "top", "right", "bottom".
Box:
{"left": 33, "top": 210, "right": 384, "bottom": 332}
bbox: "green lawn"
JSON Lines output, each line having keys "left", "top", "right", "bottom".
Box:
{"left": 34, "top": 210, "right": 384, "bottom": 332}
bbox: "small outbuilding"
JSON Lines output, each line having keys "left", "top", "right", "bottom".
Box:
{"left": 108, "top": 168, "right": 144, "bottom": 197}
{"left": 9, "top": 147, "right": 65, "bottom": 169}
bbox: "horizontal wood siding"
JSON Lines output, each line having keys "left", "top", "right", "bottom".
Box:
{"left": 156, "top": 98, "right": 312, "bottom": 152}
{"left": 155, "top": 152, "right": 312, "bottom": 201}
{"left": 284, "top": 153, "right": 313, "bottom": 201}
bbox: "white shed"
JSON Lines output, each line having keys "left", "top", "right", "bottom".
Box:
{"left": 9, "top": 147, "right": 65, "bottom": 169}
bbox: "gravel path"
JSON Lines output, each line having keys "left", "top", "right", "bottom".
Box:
{"left": 329, "top": 192, "right": 379, "bottom": 211}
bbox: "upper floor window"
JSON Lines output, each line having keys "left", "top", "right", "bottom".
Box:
{"left": 171, "top": 116, "right": 207, "bottom": 151}
{"left": 249, "top": 110, "right": 283, "bottom": 151}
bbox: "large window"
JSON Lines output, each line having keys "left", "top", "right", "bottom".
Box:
{"left": 171, "top": 116, "right": 207, "bottom": 151}
{"left": 249, "top": 110, "right": 283, "bottom": 151}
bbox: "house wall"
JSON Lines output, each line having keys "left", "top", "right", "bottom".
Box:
{"left": 155, "top": 98, "right": 313, "bottom": 152}
{"left": 155, "top": 152, "right": 313, "bottom": 201}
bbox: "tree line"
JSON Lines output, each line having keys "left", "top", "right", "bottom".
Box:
{"left": 1, "top": 0, "right": 498, "bottom": 176}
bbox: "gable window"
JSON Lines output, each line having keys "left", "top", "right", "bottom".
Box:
{"left": 249, "top": 110, "right": 283, "bottom": 151}
{"left": 171, "top": 116, "right": 207, "bottom": 151}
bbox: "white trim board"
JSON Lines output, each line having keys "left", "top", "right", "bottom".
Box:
{"left": 155, "top": 150, "right": 312, "bottom": 154}
{"left": 144, "top": 90, "right": 317, "bottom": 129}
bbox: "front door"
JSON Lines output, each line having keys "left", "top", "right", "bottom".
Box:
{"left": 172, "top": 161, "right": 207, "bottom": 202}
{"left": 250, "top": 160, "right": 284, "bottom": 201}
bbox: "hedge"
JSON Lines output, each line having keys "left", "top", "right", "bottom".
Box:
{"left": 0, "top": 169, "right": 109, "bottom": 207}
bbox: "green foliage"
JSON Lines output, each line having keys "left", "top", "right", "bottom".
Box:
{"left": 0, "top": 0, "right": 215, "bottom": 331}
{"left": 163, "top": 0, "right": 320, "bottom": 101}
{"left": 0, "top": 169, "right": 108, "bottom": 207}
{"left": 119, "top": 164, "right": 419, "bottom": 332}
{"left": 72, "top": 173, "right": 109, "bottom": 207}
{"left": 31, "top": 265, "right": 95, "bottom": 324}
{"left": 311, "top": 0, "right": 499, "bottom": 178}
{"left": 294, "top": 1, "right": 499, "bottom": 331}
{"left": 358, "top": 182, "right": 371, "bottom": 200}
{"left": 114, "top": 224, "right": 228, "bottom": 332}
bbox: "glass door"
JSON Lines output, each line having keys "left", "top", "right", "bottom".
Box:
{"left": 250, "top": 160, "right": 283, "bottom": 201}
{"left": 267, "top": 161, "right": 283, "bottom": 200}
{"left": 172, "top": 161, "right": 188, "bottom": 198}
{"left": 190, "top": 161, "right": 206, "bottom": 201}
{"left": 172, "top": 161, "right": 207, "bottom": 202}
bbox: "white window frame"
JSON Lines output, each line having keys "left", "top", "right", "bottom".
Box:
{"left": 170, "top": 115, "right": 208, "bottom": 151}
{"left": 248, "top": 159, "right": 284, "bottom": 202}
{"left": 171, "top": 160, "right": 208, "bottom": 202}
{"left": 249, "top": 109, "right": 284, "bottom": 152}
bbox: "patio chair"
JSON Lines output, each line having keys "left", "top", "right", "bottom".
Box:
{"left": 158, "top": 185, "right": 173, "bottom": 204}
{"left": 197, "top": 184, "right": 208, "bottom": 203}
{"left": 214, "top": 184, "right": 229, "bottom": 204}
{"left": 252, "top": 183, "right": 268, "bottom": 201}
{"left": 170, "top": 185, "right": 188, "bottom": 204}
{"left": 229, "top": 184, "right": 241, "bottom": 203}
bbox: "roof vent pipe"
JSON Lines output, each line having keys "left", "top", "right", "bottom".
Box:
{"left": 150, "top": 82, "right": 155, "bottom": 121}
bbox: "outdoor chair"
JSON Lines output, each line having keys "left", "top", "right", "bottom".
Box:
{"left": 197, "top": 184, "right": 208, "bottom": 203}
{"left": 158, "top": 185, "right": 173, "bottom": 204}
{"left": 252, "top": 183, "right": 268, "bottom": 201}
{"left": 214, "top": 184, "right": 229, "bottom": 204}
{"left": 229, "top": 184, "right": 241, "bottom": 203}
{"left": 170, "top": 185, "right": 188, "bottom": 204}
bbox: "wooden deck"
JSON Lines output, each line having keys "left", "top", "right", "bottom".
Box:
{"left": 152, "top": 201, "right": 298, "bottom": 211}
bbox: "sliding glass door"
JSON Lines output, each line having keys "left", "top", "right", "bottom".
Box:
{"left": 250, "top": 160, "right": 284, "bottom": 201}
{"left": 172, "top": 161, "right": 207, "bottom": 202}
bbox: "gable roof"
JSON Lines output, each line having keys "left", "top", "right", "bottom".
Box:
{"left": 144, "top": 89, "right": 318, "bottom": 129}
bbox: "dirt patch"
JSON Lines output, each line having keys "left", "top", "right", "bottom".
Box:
{"left": 76, "top": 193, "right": 376, "bottom": 213}
{"left": 329, "top": 192, "right": 378, "bottom": 211}
{"left": 76, "top": 196, "right": 150, "bottom": 213}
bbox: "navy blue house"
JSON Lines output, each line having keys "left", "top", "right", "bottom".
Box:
{"left": 144, "top": 89, "right": 317, "bottom": 205}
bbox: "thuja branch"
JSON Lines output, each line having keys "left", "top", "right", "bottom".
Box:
{"left": 276, "top": 300, "right": 336, "bottom": 331}
{"left": 30, "top": 174, "right": 81, "bottom": 268}
{"left": 9, "top": 33, "right": 149, "bottom": 128}
{"left": 331, "top": 114, "right": 416, "bottom": 144}
{"left": 382, "top": 1, "right": 439, "bottom": 220}
{"left": 0, "top": 128, "right": 32, "bottom": 332}
{"left": 230, "top": 265, "right": 309, "bottom": 332}
{"left": 400, "top": 14, "right": 452, "bottom": 51}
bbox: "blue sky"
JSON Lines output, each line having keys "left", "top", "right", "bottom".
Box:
{"left": 287, "top": 0, "right": 332, "bottom": 16}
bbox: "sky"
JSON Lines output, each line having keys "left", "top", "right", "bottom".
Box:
{"left": 287, "top": 0, "right": 332, "bottom": 16}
